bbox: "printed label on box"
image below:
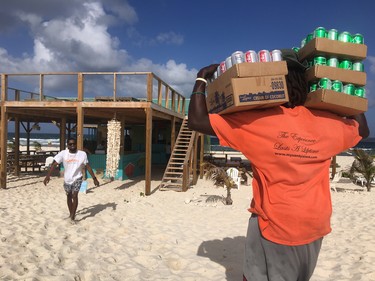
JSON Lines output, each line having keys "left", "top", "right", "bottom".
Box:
{"left": 239, "top": 91, "right": 286, "bottom": 103}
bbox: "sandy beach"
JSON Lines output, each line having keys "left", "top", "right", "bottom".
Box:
{"left": 1, "top": 155, "right": 375, "bottom": 281}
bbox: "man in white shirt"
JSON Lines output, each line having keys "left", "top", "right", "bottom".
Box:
{"left": 44, "top": 137, "right": 99, "bottom": 223}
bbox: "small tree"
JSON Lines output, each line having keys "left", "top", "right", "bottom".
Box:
{"left": 33, "top": 141, "right": 42, "bottom": 151}
{"left": 201, "top": 162, "right": 237, "bottom": 205}
{"left": 349, "top": 148, "right": 375, "bottom": 192}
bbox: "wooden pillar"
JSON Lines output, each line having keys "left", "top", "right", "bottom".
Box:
{"left": 200, "top": 134, "right": 205, "bottom": 179}
{"left": 120, "top": 117, "right": 125, "bottom": 155}
{"left": 77, "top": 106, "right": 84, "bottom": 150}
{"left": 145, "top": 107, "right": 152, "bottom": 195}
{"left": 60, "top": 118, "right": 66, "bottom": 151}
{"left": 170, "top": 116, "right": 176, "bottom": 150}
{"left": 1, "top": 74, "right": 8, "bottom": 189}
{"left": 14, "top": 118, "right": 20, "bottom": 176}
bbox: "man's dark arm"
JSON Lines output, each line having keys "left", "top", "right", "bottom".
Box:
{"left": 348, "top": 113, "right": 370, "bottom": 139}
{"left": 188, "top": 64, "right": 219, "bottom": 136}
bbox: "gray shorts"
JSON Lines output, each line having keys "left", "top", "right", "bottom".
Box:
{"left": 243, "top": 214, "right": 322, "bottom": 281}
{"left": 63, "top": 178, "right": 83, "bottom": 195}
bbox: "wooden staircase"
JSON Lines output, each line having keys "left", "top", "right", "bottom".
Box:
{"left": 159, "top": 117, "right": 196, "bottom": 191}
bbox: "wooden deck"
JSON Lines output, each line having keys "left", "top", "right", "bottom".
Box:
{"left": 0, "top": 72, "right": 187, "bottom": 194}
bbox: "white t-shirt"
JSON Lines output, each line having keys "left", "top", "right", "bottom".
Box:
{"left": 54, "top": 150, "right": 88, "bottom": 184}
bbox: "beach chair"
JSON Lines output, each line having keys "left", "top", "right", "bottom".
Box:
{"left": 226, "top": 167, "right": 241, "bottom": 189}
{"left": 330, "top": 170, "right": 342, "bottom": 192}
{"left": 41, "top": 156, "right": 54, "bottom": 170}
{"left": 355, "top": 176, "right": 367, "bottom": 187}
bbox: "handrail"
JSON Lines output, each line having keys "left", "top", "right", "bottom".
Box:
{"left": 0, "top": 72, "right": 186, "bottom": 115}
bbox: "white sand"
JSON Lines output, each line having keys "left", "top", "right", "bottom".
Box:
{"left": 1, "top": 155, "right": 374, "bottom": 281}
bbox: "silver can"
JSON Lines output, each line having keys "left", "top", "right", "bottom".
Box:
{"left": 271, "top": 49, "right": 282, "bottom": 61}
{"left": 231, "top": 51, "right": 245, "bottom": 65}
{"left": 258, "top": 50, "right": 272, "bottom": 62}
{"left": 225, "top": 56, "right": 233, "bottom": 70}
{"left": 244, "top": 50, "right": 258, "bottom": 62}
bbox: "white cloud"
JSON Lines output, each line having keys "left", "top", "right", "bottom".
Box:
{"left": 0, "top": 0, "right": 194, "bottom": 97}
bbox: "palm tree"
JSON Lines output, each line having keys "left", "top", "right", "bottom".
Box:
{"left": 349, "top": 148, "right": 375, "bottom": 192}
{"left": 201, "top": 162, "right": 237, "bottom": 205}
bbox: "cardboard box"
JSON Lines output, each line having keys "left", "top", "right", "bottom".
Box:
{"left": 206, "top": 62, "right": 289, "bottom": 114}
{"left": 298, "top": 38, "right": 367, "bottom": 61}
{"left": 304, "top": 89, "right": 368, "bottom": 116}
{"left": 305, "top": 65, "right": 366, "bottom": 86}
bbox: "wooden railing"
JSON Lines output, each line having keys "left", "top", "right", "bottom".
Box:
{"left": 0, "top": 72, "right": 186, "bottom": 115}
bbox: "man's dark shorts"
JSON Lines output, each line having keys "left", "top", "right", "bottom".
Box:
{"left": 63, "top": 178, "right": 83, "bottom": 195}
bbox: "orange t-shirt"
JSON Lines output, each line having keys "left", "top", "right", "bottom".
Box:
{"left": 209, "top": 106, "right": 361, "bottom": 246}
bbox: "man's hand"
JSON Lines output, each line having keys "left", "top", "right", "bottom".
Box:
{"left": 93, "top": 177, "right": 100, "bottom": 187}
{"left": 197, "top": 64, "right": 219, "bottom": 80}
{"left": 43, "top": 176, "right": 50, "bottom": 186}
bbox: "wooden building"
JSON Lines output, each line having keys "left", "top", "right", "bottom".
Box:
{"left": 0, "top": 71, "right": 191, "bottom": 195}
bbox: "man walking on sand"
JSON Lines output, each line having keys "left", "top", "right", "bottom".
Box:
{"left": 188, "top": 49, "right": 369, "bottom": 280}
{"left": 44, "top": 137, "right": 99, "bottom": 223}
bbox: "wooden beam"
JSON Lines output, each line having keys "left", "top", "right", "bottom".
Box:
{"left": 77, "top": 106, "right": 84, "bottom": 150}
{"left": 1, "top": 74, "right": 8, "bottom": 189}
{"left": 14, "top": 118, "right": 20, "bottom": 176}
{"left": 60, "top": 118, "right": 66, "bottom": 151}
{"left": 145, "top": 107, "right": 152, "bottom": 195}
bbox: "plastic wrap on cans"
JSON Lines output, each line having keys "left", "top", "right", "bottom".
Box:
{"left": 244, "top": 50, "right": 258, "bottom": 63}
{"left": 231, "top": 51, "right": 245, "bottom": 65}
{"left": 352, "top": 61, "right": 364, "bottom": 72}
{"left": 271, "top": 50, "right": 282, "bottom": 61}
{"left": 225, "top": 56, "right": 233, "bottom": 70}
{"left": 327, "top": 29, "right": 338, "bottom": 40}
{"left": 213, "top": 70, "right": 218, "bottom": 80}
{"left": 327, "top": 57, "right": 339, "bottom": 67}
{"left": 258, "top": 50, "right": 271, "bottom": 62}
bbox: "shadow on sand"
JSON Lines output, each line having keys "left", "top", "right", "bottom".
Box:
{"left": 197, "top": 236, "right": 246, "bottom": 281}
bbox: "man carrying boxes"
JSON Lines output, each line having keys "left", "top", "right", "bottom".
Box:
{"left": 188, "top": 48, "right": 369, "bottom": 280}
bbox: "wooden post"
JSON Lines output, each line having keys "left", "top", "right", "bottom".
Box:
{"left": 170, "top": 116, "right": 176, "bottom": 150}
{"left": 77, "top": 72, "right": 84, "bottom": 150}
{"left": 145, "top": 107, "right": 152, "bottom": 195}
{"left": 200, "top": 134, "right": 205, "bottom": 179}
{"left": 60, "top": 118, "right": 66, "bottom": 151}
{"left": 0, "top": 74, "right": 8, "bottom": 188}
{"left": 14, "top": 118, "right": 20, "bottom": 176}
{"left": 77, "top": 106, "right": 84, "bottom": 150}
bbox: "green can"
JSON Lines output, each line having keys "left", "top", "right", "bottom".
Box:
{"left": 352, "top": 61, "right": 364, "bottom": 72}
{"left": 314, "top": 27, "right": 327, "bottom": 38}
{"left": 301, "top": 38, "right": 306, "bottom": 48}
{"left": 352, "top": 33, "right": 364, "bottom": 44}
{"left": 327, "top": 57, "right": 339, "bottom": 67}
{"left": 318, "top": 78, "right": 332, "bottom": 89}
{"left": 306, "top": 33, "right": 313, "bottom": 43}
{"left": 331, "top": 80, "right": 343, "bottom": 92}
{"left": 354, "top": 87, "right": 366, "bottom": 97}
{"left": 338, "top": 31, "right": 352, "bottom": 42}
{"left": 343, "top": 84, "right": 355, "bottom": 95}
{"left": 292, "top": 47, "right": 300, "bottom": 53}
{"left": 339, "top": 59, "right": 352, "bottom": 70}
{"left": 314, "top": 56, "right": 327, "bottom": 66}
{"left": 309, "top": 82, "right": 318, "bottom": 92}
{"left": 328, "top": 29, "right": 338, "bottom": 40}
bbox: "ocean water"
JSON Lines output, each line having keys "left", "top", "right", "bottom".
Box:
{"left": 7, "top": 133, "right": 375, "bottom": 155}
{"left": 209, "top": 136, "right": 375, "bottom": 155}
{"left": 7, "top": 133, "right": 93, "bottom": 147}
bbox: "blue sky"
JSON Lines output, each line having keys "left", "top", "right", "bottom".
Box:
{"left": 1, "top": 0, "right": 374, "bottom": 136}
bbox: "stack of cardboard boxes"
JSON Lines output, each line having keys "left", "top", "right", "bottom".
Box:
{"left": 299, "top": 37, "right": 368, "bottom": 116}
{"left": 206, "top": 61, "right": 289, "bottom": 114}
{"left": 206, "top": 33, "right": 368, "bottom": 116}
